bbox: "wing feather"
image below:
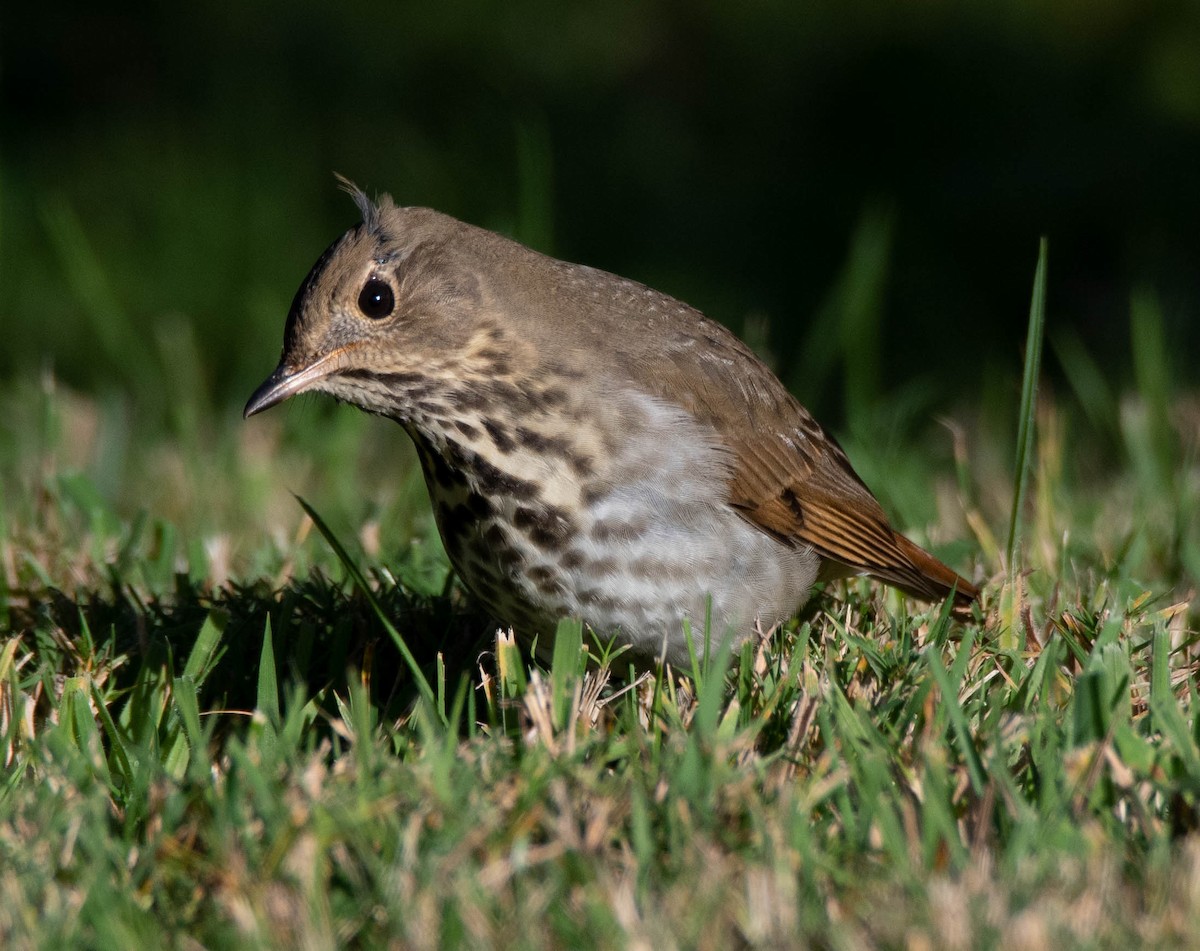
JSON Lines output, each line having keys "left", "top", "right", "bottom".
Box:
{"left": 630, "top": 304, "right": 978, "bottom": 610}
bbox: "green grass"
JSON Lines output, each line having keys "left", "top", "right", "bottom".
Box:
{"left": 1, "top": 262, "right": 1199, "bottom": 947}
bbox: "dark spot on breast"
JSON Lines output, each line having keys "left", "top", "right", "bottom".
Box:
{"left": 475, "top": 527, "right": 526, "bottom": 572}
{"left": 531, "top": 525, "right": 567, "bottom": 550}
{"left": 466, "top": 493, "right": 492, "bottom": 518}
{"left": 513, "top": 426, "right": 557, "bottom": 453}
{"left": 526, "top": 564, "right": 565, "bottom": 596}
{"left": 575, "top": 588, "right": 623, "bottom": 612}
{"left": 581, "top": 483, "right": 609, "bottom": 506}
{"left": 481, "top": 466, "right": 538, "bottom": 501}
{"left": 482, "top": 418, "right": 515, "bottom": 454}
{"left": 629, "top": 556, "right": 680, "bottom": 581}
{"left": 513, "top": 505, "right": 573, "bottom": 550}
{"left": 445, "top": 386, "right": 488, "bottom": 412}
{"left": 591, "top": 519, "right": 645, "bottom": 543}
{"left": 568, "top": 453, "right": 594, "bottom": 478}
{"left": 419, "top": 445, "right": 459, "bottom": 491}
{"left": 560, "top": 550, "right": 585, "bottom": 570}
{"left": 485, "top": 381, "right": 530, "bottom": 413}
{"left": 443, "top": 443, "right": 539, "bottom": 500}
{"left": 415, "top": 400, "right": 450, "bottom": 419}
{"left": 494, "top": 545, "right": 523, "bottom": 568}
{"left": 512, "top": 507, "right": 536, "bottom": 530}
{"left": 454, "top": 419, "right": 480, "bottom": 440}
{"left": 512, "top": 427, "right": 594, "bottom": 477}
{"left": 585, "top": 556, "right": 618, "bottom": 576}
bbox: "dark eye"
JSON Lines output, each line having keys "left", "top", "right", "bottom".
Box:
{"left": 358, "top": 278, "right": 395, "bottom": 319}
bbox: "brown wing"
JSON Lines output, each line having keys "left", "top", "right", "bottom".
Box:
{"left": 634, "top": 308, "right": 978, "bottom": 611}
{"left": 728, "top": 419, "right": 978, "bottom": 609}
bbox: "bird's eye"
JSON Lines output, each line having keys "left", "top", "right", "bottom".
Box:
{"left": 358, "top": 278, "right": 395, "bottom": 319}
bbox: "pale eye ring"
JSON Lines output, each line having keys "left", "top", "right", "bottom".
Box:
{"left": 358, "top": 278, "right": 395, "bottom": 319}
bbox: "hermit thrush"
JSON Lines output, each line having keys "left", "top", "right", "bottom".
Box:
{"left": 245, "top": 183, "right": 978, "bottom": 667}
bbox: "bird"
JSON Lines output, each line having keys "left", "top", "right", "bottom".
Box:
{"left": 245, "top": 182, "right": 978, "bottom": 668}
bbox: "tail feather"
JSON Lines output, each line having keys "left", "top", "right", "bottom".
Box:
{"left": 883, "top": 533, "right": 979, "bottom": 614}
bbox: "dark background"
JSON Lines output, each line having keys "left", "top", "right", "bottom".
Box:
{"left": 3, "top": 1, "right": 1198, "bottom": 426}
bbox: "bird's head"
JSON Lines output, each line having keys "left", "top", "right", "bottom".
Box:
{"left": 244, "top": 181, "right": 505, "bottom": 422}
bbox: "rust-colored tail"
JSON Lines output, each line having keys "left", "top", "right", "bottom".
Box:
{"left": 882, "top": 533, "right": 979, "bottom": 615}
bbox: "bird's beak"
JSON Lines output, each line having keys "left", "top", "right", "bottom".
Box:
{"left": 243, "top": 355, "right": 335, "bottom": 418}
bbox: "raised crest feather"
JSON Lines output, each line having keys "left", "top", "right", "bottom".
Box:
{"left": 334, "top": 173, "right": 384, "bottom": 234}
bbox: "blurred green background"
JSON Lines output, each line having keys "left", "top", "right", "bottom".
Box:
{"left": 3, "top": 0, "right": 1198, "bottom": 427}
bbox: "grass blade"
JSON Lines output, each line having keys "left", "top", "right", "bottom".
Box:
{"left": 1007, "top": 237, "right": 1048, "bottom": 576}
{"left": 183, "top": 610, "right": 227, "bottom": 685}
{"left": 256, "top": 615, "right": 280, "bottom": 727}
{"left": 295, "top": 494, "right": 437, "bottom": 713}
